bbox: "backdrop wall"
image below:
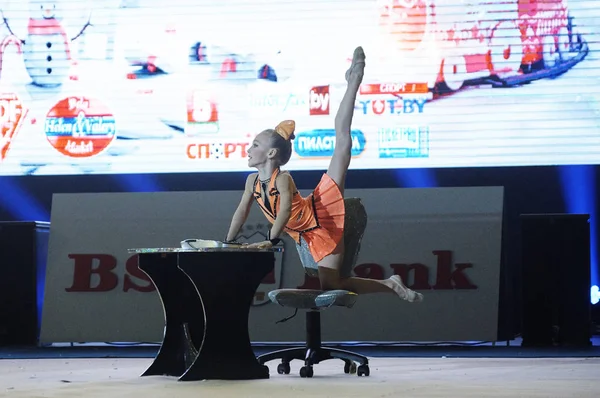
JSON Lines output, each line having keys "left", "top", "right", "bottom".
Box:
{"left": 0, "top": 164, "right": 589, "bottom": 340}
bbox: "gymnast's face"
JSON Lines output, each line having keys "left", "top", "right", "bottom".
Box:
{"left": 247, "top": 131, "right": 275, "bottom": 168}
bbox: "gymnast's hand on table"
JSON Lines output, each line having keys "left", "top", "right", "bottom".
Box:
{"left": 243, "top": 240, "right": 274, "bottom": 249}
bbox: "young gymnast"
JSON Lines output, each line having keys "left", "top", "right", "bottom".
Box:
{"left": 226, "top": 46, "right": 423, "bottom": 302}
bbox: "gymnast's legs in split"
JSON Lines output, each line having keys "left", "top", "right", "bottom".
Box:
{"left": 315, "top": 47, "right": 423, "bottom": 303}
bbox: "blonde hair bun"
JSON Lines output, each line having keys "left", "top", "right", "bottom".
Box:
{"left": 274, "top": 120, "right": 296, "bottom": 141}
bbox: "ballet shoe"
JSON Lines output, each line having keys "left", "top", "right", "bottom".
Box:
{"left": 345, "top": 46, "right": 366, "bottom": 83}
{"left": 390, "top": 275, "right": 424, "bottom": 303}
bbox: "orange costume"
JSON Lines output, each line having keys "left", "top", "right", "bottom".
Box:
{"left": 254, "top": 168, "right": 345, "bottom": 263}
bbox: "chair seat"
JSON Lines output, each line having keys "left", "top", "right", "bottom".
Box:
{"left": 259, "top": 198, "right": 369, "bottom": 378}
{"left": 268, "top": 289, "right": 358, "bottom": 310}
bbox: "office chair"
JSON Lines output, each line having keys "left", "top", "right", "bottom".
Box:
{"left": 257, "top": 198, "right": 370, "bottom": 378}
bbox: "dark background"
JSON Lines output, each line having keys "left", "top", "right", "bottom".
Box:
{"left": 0, "top": 164, "right": 596, "bottom": 340}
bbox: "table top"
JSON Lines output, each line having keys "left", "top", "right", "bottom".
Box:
{"left": 128, "top": 247, "right": 283, "bottom": 254}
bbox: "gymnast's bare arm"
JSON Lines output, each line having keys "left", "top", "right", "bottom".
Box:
{"left": 225, "top": 173, "right": 257, "bottom": 242}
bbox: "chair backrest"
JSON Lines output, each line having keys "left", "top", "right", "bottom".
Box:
{"left": 294, "top": 197, "right": 368, "bottom": 278}
{"left": 338, "top": 197, "right": 368, "bottom": 278}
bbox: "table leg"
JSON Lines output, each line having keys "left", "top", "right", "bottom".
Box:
{"left": 138, "top": 253, "right": 205, "bottom": 377}
{"left": 177, "top": 251, "right": 273, "bottom": 380}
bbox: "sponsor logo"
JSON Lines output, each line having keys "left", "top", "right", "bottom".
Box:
{"left": 0, "top": 93, "right": 28, "bottom": 162}
{"left": 185, "top": 90, "right": 219, "bottom": 136}
{"left": 360, "top": 83, "right": 429, "bottom": 96}
{"left": 309, "top": 85, "right": 330, "bottom": 115}
{"left": 45, "top": 97, "right": 116, "bottom": 158}
{"left": 65, "top": 250, "right": 473, "bottom": 303}
{"left": 357, "top": 98, "right": 427, "bottom": 115}
{"left": 64, "top": 247, "right": 283, "bottom": 306}
{"left": 298, "top": 250, "right": 477, "bottom": 290}
{"left": 186, "top": 141, "right": 249, "bottom": 159}
{"left": 378, "top": 126, "right": 429, "bottom": 158}
{"left": 249, "top": 91, "right": 306, "bottom": 114}
{"left": 294, "top": 129, "right": 366, "bottom": 158}
{"left": 63, "top": 222, "right": 284, "bottom": 306}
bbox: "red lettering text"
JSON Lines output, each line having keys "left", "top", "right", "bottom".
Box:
{"left": 65, "top": 254, "right": 119, "bottom": 292}
{"left": 123, "top": 255, "right": 155, "bottom": 292}
{"left": 187, "top": 143, "right": 210, "bottom": 159}
{"left": 431, "top": 250, "right": 477, "bottom": 290}
{"left": 67, "top": 253, "right": 277, "bottom": 293}
{"left": 66, "top": 250, "right": 477, "bottom": 293}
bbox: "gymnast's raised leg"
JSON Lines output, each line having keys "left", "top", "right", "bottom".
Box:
{"left": 317, "top": 46, "right": 423, "bottom": 303}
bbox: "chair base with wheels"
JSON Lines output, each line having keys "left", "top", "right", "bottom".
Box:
{"left": 257, "top": 198, "right": 370, "bottom": 378}
{"left": 257, "top": 291, "right": 370, "bottom": 378}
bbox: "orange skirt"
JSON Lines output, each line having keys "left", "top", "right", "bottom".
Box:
{"left": 302, "top": 173, "right": 345, "bottom": 263}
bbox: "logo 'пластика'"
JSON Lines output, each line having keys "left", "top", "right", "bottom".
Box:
{"left": 293, "top": 129, "right": 366, "bottom": 158}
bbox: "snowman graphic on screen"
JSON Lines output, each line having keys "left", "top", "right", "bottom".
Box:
{"left": 4, "top": 0, "right": 91, "bottom": 87}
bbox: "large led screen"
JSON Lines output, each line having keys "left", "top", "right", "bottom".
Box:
{"left": 0, "top": 0, "right": 598, "bottom": 176}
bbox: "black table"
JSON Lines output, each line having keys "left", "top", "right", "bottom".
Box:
{"left": 129, "top": 247, "right": 281, "bottom": 381}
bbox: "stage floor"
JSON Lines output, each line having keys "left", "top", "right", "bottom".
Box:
{"left": 3, "top": 337, "right": 600, "bottom": 360}
{"left": 1, "top": 357, "right": 599, "bottom": 397}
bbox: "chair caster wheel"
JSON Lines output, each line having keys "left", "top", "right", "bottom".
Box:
{"left": 277, "top": 363, "right": 291, "bottom": 375}
{"left": 344, "top": 361, "right": 357, "bottom": 374}
{"left": 299, "top": 366, "right": 314, "bottom": 378}
{"left": 357, "top": 364, "right": 370, "bottom": 377}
